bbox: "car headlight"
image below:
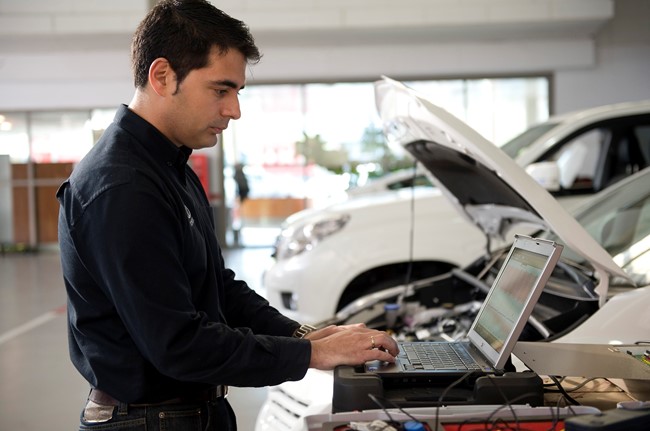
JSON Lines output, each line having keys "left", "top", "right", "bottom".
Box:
{"left": 275, "top": 214, "right": 350, "bottom": 261}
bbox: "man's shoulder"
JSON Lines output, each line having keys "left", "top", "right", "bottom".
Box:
{"left": 68, "top": 125, "right": 140, "bottom": 205}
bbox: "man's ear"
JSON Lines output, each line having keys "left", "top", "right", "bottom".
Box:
{"left": 148, "top": 58, "right": 176, "bottom": 96}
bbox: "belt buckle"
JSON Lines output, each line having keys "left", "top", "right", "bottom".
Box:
{"left": 83, "top": 400, "right": 115, "bottom": 423}
{"left": 212, "top": 385, "right": 228, "bottom": 399}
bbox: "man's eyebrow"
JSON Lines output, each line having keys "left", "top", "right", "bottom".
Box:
{"left": 210, "top": 80, "right": 245, "bottom": 90}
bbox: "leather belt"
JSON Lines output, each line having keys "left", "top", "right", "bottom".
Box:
{"left": 89, "top": 386, "right": 228, "bottom": 407}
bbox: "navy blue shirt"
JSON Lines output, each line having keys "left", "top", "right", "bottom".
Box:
{"left": 57, "top": 105, "right": 310, "bottom": 403}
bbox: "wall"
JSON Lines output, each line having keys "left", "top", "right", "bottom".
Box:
{"left": 554, "top": 0, "right": 650, "bottom": 113}
{"left": 0, "top": 0, "right": 647, "bottom": 115}
{"left": 0, "top": 155, "right": 12, "bottom": 243}
{"left": 10, "top": 162, "right": 73, "bottom": 244}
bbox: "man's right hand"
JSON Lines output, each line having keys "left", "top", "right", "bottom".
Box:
{"left": 307, "top": 325, "right": 399, "bottom": 370}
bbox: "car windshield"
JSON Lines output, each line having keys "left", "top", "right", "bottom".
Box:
{"left": 386, "top": 174, "right": 432, "bottom": 190}
{"left": 501, "top": 122, "right": 559, "bottom": 159}
{"left": 541, "top": 170, "right": 650, "bottom": 278}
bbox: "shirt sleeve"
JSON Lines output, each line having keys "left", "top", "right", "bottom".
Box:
{"left": 217, "top": 256, "right": 302, "bottom": 337}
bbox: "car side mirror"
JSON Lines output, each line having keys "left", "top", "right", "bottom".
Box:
{"left": 525, "top": 161, "right": 561, "bottom": 191}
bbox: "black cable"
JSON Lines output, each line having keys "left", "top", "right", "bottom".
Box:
{"left": 544, "top": 380, "right": 593, "bottom": 394}
{"left": 367, "top": 393, "right": 423, "bottom": 425}
{"left": 394, "top": 160, "right": 420, "bottom": 310}
{"left": 451, "top": 391, "right": 559, "bottom": 431}
{"left": 458, "top": 393, "right": 579, "bottom": 431}
{"left": 550, "top": 396, "right": 569, "bottom": 431}
{"left": 553, "top": 377, "right": 601, "bottom": 392}
{"left": 545, "top": 396, "right": 579, "bottom": 431}
{"left": 565, "top": 402, "right": 579, "bottom": 418}
{"left": 434, "top": 370, "right": 477, "bottom": 431}
{"left": 547, "top": 375, "right": 580, "bottom": 406}
{"left": 543, "top": 376, "right": 565, "bottom": 387}
{"left": 403, "top": 160, "right": 418, "bottom": 287}
{"left": 488, "top": 417, "right": 519, "bottom": 430}
{"left": 546, "top": 399, "right": 560, "bottom": 431}
{"left": 483, "top": 391, "right": 544, "bottom": 431}
{"left": 367, "top": 393, "right": 398, "bottom": 425}
{"left": 484, "top": 375, "right": 521, "bottom": 430}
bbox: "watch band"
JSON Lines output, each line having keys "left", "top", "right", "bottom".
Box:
{"left": 292, "top": 324, "right": 316, "bottom": 339}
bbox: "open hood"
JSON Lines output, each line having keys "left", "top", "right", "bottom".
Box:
{"left": 374, "top": 76, "right": 630, "bottom": 303}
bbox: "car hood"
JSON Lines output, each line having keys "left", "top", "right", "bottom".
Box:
{"left": 374, "top": 76, "right": 630, "bottom": 302}
{"left": 283, "top": 185, "right": 438, "bottom": 227}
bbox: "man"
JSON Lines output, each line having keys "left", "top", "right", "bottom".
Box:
{"left": 233, "top": 163, "right": 249, "bottom": 203}
{"left": 56, "top": 1, "right": 398, "bottom": 430}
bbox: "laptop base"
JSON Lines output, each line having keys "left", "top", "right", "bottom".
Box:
{"left": 332, "top": 364, "right": 543, "bottom": 413}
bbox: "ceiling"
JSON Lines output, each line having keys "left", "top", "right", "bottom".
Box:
{"left": 0, "top": 1, "right": 615, "bottom": 53}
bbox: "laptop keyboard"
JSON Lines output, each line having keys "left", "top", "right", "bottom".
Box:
{"left": 401, "top": 342, "right": 483, "bottom": 371}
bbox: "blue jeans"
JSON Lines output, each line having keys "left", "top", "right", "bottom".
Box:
{"left": 78, "top": 397, "right": 237, "bottom": 431}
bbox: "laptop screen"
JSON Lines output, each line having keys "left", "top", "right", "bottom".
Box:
{"left": 467, "top": 235, "right": 562, "bottom": 369}
{"left": 472, "top": 248, "right": 547, "bottom": 352}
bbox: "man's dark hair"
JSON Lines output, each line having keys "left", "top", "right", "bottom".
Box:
{"left": 131, "top": 0, "right": 261, "bottom": 89}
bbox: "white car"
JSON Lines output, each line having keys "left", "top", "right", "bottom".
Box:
{"left": 255, "top": 78, "right": 650, "bottom": 431}
{"left": 264, "top": 91, "right": 650, "bottom": 325}
{"left": 345, "top": 165, "right": 431, "bottom": 198}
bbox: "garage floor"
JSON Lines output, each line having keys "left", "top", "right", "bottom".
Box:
{"left": 0, "top": 228, "right": 278, "bottom": 431}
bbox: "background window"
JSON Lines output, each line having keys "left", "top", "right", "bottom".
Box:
{"left": 225, "top": 76, "right": 550, "bottom": 209}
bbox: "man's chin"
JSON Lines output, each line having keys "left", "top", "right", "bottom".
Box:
{"left": 193, "top": 136, "right": 220, "bottom": 150}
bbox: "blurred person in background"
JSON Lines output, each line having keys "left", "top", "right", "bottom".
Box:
{"left": 231, "top": 162, "right": 249, "bottom": 244}
{"left": 56, "top": 1, "right": 398, "bottom": 430}
{"left": 233, "top": 162, "right": 249, "bottom": 204}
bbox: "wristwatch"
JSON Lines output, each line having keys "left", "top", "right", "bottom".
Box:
{"left": 292, "top": 324, "right": 316, "bottom": 339}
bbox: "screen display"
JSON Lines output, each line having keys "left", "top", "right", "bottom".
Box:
{"left": 472, "top": 248, "right": 547, "bottom": 352}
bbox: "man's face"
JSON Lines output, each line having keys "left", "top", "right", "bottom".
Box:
{"left": 163, "top": 47, "right": 247, "bottom": 149}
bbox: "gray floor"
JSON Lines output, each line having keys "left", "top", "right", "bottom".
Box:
{"left": 0, "top": 228, "right": 278, "bottom": 431}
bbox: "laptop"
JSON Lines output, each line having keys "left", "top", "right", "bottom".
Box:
{"left": 366, "top": 234, "right": 563, "bottom": 378}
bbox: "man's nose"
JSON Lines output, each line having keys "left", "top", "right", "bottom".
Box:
{"left": 223, "top": 95, "right": 241, "bottom": 120}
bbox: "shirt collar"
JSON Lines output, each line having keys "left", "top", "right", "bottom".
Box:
{"left": 114, "top": 104, "right": 193, "bottom": 176}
